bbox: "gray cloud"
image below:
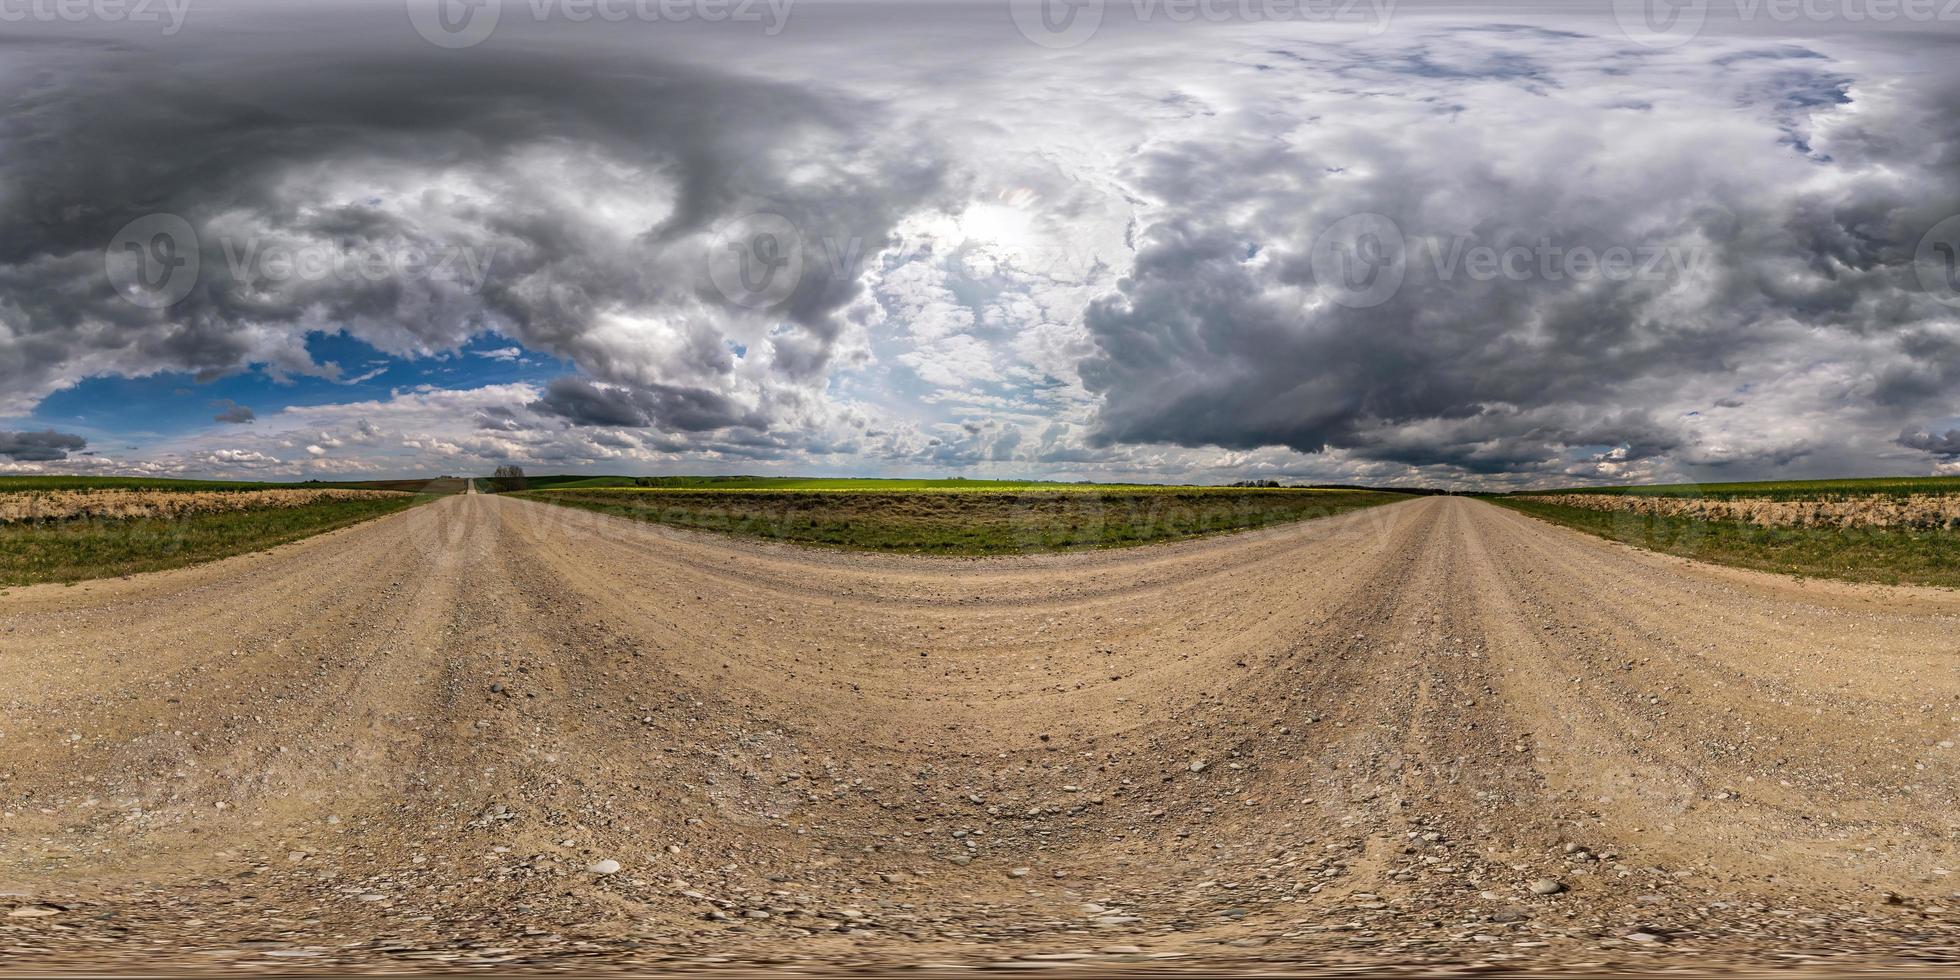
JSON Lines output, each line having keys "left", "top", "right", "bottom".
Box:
{"left": 0, "top": 21, "right": 951, "bottom": 424}
{"left": 0, "top": 430, "right": 87, "bottom": 462}
{"left": 529, "top": 376, "right": 768, "bottom": 432}
{"left": 211, "top": 400, "right": 256, "bottom": 424}
{"left": 1078, "top": 29, "right": 1960, "bottom": 481}
{"left": 473, "top": 407, "right": 528, "bottom": 432}
{"left": 1898, "top": 428, "right": 1960, "bottom": 459}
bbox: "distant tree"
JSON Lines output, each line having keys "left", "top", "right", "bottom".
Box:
{"left": 490, "top": 464, "right": 527, "bottom": 492}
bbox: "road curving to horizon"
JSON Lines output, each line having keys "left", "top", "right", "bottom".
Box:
{"left": 1, "top": 493, "right": 1955, "bottom": 974}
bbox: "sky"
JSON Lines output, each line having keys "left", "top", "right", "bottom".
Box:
{"left": 2, "top": 0, "right": 1959, "bottom": 488}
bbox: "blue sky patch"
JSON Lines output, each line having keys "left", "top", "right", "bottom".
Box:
{"left": 20, "top": 332, "right": 563, "bottom": 450}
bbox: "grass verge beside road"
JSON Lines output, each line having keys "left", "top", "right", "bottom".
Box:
{"left": 0, "top": 475, "right": 470, "bottom": 494}
{"left": 1493, "top": 496, "right": 1960, "bottom": 588}
{"left": 0, "top": 495, "right": 420, "bottom": 587}
{"left": 1535, "top": 475, "right": 1960, "bottom": 500}
{"left": 516, "top": 487, "right": 1406, "bottom": 555}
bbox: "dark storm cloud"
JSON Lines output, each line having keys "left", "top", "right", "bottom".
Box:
{"left": 0, "top": 19, "right": 949, "bottom": 416}
{"left": 1079, "top": 216, "right": 1700, "bottom": 471}
{"left": 1898, "top": 428, "right": 1960, "bottom": 459}
{"left": 211, "top": 400, "right": 256, "bottom": 424}
{"left": 0, "top": 430, "right": 87, "bottom": 462}
{"left": 1080, "top": 34, "right": 1960, "bottom": 479}
{"left": 529, "top": 376, "right": 767, "bottom": 432}
{"left": 528, "top": 377, "right": 647, "bottom": 428}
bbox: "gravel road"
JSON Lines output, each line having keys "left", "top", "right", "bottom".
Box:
{"left": 1, "top": 493, "right": 1955, "bottom": 974}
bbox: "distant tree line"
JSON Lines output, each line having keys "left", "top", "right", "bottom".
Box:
{"left": 488, "top": 465, "right": 527, "bottom": 492}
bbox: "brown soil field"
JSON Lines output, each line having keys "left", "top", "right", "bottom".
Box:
{"left": 0, "top": 488, "right": 409, "bottom": 524}
{"left": 0, "top": 494, "right": 1955, "bottom": 975}
{"left": 1517, "top": 492, "right": 1960, "bottom": 529}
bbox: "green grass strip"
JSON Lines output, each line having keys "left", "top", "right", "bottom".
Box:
{"left": 1511, "top": 475, "right": 1960, "bottom": 501}
{"left": 513, "top": 488, "right": 1405, "bottom": 556}
{"left": 1491, "top": 497, "right": 1960, "bottom": 588}
{"left": 0, "top": 496, "right": 421, "bottom": 587}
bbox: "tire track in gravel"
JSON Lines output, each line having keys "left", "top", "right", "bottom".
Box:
{"left": 1457, "top": 503, "right": 1960, "bottom": 904}
{"left": 0, "top": 498, "right": 480, "bottom": 862}
{"left": 0, "top": 492, "right": 1955, "bottom": 974}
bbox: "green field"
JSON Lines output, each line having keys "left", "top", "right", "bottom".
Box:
{"left": 494, "top": 474, "right": 1237, "bottom": 492}
{"left": 1492, "top": 495, "right": 1960, "bottom": 588}
{"left": 0, "top": 475, "right": 471, "bottom": 494}
{"left": 0, "top": 475, "right": 464, "bottom": 586}
{"left": 337, "top": 477, "right": 472, "bottom": 494}
{"left": 0, "top": 495, "right": 422, "bottom": 587}
{"left": 1518, "top": 474, "right": 1960, "bottom": 500}
{"left": 512, "top": 486, "right": 1405, "bottom": 555}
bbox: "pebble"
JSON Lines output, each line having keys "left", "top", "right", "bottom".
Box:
{"left": 1530, "top": 878, "right": 1566, "bottom": 896}
{"left": 587, "top": 859, "right": 622, "bottom": 875}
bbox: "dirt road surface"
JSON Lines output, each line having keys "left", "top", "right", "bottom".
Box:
{"left": 1, "top": 494, "right": 1955, "bottom": 975}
